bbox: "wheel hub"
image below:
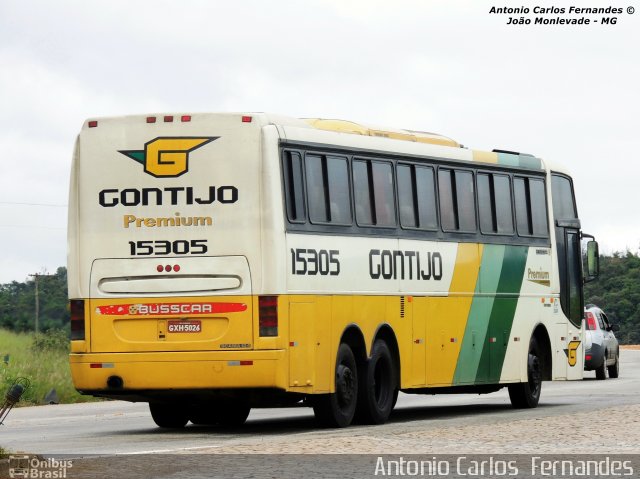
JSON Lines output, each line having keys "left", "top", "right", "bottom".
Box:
{"left": 336, "top": 364, "right": 355, "bottom": 407}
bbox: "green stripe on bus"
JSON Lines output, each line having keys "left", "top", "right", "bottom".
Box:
{"left": 476, "top": 245, "right": 529, "bottom": 384}
{"left": 453, "top": 244, "right": 505, "bottom": 385}
{"left": 496, "top": 153, "right": 520, "bottom": 168}
{"left": 497, "top": 152, "right": 543, "bottom": 170}
{"left": 518, "top": 155, "right": 542, "bottom": 170}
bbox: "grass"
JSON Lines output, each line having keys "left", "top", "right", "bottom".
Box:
{"left": 0, "top": 329, "right": 99, "bottom": 406}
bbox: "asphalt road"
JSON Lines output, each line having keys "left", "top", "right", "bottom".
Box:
{"left": 2, "top": 350, "right": 639, "bottom": 456}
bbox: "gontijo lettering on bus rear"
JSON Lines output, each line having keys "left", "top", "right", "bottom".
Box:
{"left": 98, "top": 186, "right": 238, "bottom": 207}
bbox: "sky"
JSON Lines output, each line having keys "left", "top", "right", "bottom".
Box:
{"left": 0, "top": 0, "right": 638, "bottom": 284}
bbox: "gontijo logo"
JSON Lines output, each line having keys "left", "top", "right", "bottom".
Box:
{"left": 119, "top": 137, "right": 218, "bottom": 178}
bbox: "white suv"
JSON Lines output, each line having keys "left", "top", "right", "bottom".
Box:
{"left": 584, "top": 304, "right": 620, "bottom": 379}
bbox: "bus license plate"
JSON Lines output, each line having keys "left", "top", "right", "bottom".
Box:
{"left": 168, "top": 320, "right": 201, "bottom": 333}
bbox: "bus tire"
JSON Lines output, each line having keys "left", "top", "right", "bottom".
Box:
{"left": 190, "top": 411, "right": 218, "bottom": 426}
{"left": 190, "top": 401, "right": 250, "bottom": 427}
{"left": 149, "top": 402, "right": 189, "bottom": 428}
{"left": 356, "top": 340, "right": 396, "bottom": 424}
{"left": 217, "top": 403, "right": 251, "bottom": 427}
{"left": 312, "top": 343, "right": 358, "bottom": 428}
{"left": 508, "top": 337, "right": 542, "bottom": 409}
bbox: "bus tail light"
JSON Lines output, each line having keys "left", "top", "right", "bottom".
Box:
{"left": 259, "top": 296, "right": 278, "bottom": 337}
{"left": 70, "top": 300, "right": 85, "bottom": 340}
{"left": 585, "top": 311, "right": 597, "bottom": 331}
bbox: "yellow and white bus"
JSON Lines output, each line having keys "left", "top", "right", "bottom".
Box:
{"left": 68, "top": 113, "right": 598, "bottom": 428}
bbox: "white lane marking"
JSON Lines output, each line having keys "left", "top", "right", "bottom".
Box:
{"left": 124, "top": 445, "right": 223, "bottom": 455}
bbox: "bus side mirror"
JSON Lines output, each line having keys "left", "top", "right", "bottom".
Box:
{"left": 586, "top": 240, "right": 599, "bottom": 280}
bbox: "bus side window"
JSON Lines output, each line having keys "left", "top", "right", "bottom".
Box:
{"left": 371, "top": 161, "right": 396, "bottom": 227}
{"left": 305, "top": 155, "right": 328, "bottom": 224}
{"left": 283, "top": 151, "right": 305, "bottom": 223}
{"left": 353, "top": 160, "right": 374, "bottom": 225}
{"left": 398, "top": 164, "right": 438, "bottom": 231}
{"left": 326, "top": 156, "right": 352, "bottom": 225}
{"left": 551, "top": 175, "right": 577, "bottom": 219}
{"left": 514, "top": 176, "right": 548, "bottom": 238}
{"left": 478, "top": 173, "right": 514, "bottom": 235}
{"left": 305, "top": 154, "right": 352, "bottom": 225}
{"left": 353, "top": 159, "right": 395, "bottom": 228}
{"left": 439, "top": 168, "right": 476, "bottom": 233}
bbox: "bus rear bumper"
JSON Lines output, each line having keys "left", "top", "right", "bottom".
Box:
{"left": 69, "top": 350, "right": 287, "bottom": 392}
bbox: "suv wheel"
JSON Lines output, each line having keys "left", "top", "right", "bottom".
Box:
{"left": 607, "top": 352, "right": 620, "bottom": 379}
{"left": 595, "top": 353, "right": 608, "bottom": 380}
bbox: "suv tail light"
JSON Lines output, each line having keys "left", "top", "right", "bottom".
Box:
{"left": 70, "top": 300, "right": 85, "bottom": 340}
{"left": 585, "top": 311, "right": 597, "bottom": 331}
{"left": 259, "top": 296, "right": 278, "bottom": 337}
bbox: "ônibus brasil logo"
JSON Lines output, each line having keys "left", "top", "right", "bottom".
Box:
{"left": 119, "top": 137, "right": 217, "bottom": 178}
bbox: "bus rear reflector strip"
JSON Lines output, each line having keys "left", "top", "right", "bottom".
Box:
{"left": 96, "top": 302, "right": 247, "bottom": 316}
{"left": 90, "top": 363, "right": 114, "bottom": 369}
{"left": 228, "top": 361, "right": 253, "bottom": 366}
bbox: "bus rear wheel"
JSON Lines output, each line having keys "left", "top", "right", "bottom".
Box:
{"left": 149, "top": 402, "right": 189, "bottom": 428}
{"left": 508, "top": 337, "right": 542, "bottom": 409}
{"left": 218, "top": 402, "right": 251, "bottom": 427}
{"left": 312, "top": 343, "right": 358, "bottom": 427}
{"left": 356, "top": 340, "right": 396, "bottom": 424}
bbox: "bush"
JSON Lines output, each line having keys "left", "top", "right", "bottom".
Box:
{"left": 0, "top": 329, "right": 98, "bottom": 406}
{"left": 31, "top": 329, "right": 69, "bottom": 352}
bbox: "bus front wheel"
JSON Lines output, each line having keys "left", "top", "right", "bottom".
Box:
{"left": 508, "top": 337, "right": 542, "bottom": 409}
{"left": 312, "top": 343, "right": 358, "bottom": 427}
{"left": 149, "top": 402, "right": 189, "bottom": 428}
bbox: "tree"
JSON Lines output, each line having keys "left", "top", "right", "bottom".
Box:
{"left": 584, "top": 252, "right": 640, "bottom": 344}
{"left": 0, "top": 267, "right": 69, "bottom": 332}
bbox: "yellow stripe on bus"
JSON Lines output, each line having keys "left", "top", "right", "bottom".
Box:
{"left": 472, "top": 150, "right": 499, "bottom": 164}
{"left": 426, "top": 243, "right": 483, "bottom": 386}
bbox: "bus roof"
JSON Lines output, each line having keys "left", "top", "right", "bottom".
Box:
{"left": 80, "top": 112, "right": 546, "bottom": 171}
